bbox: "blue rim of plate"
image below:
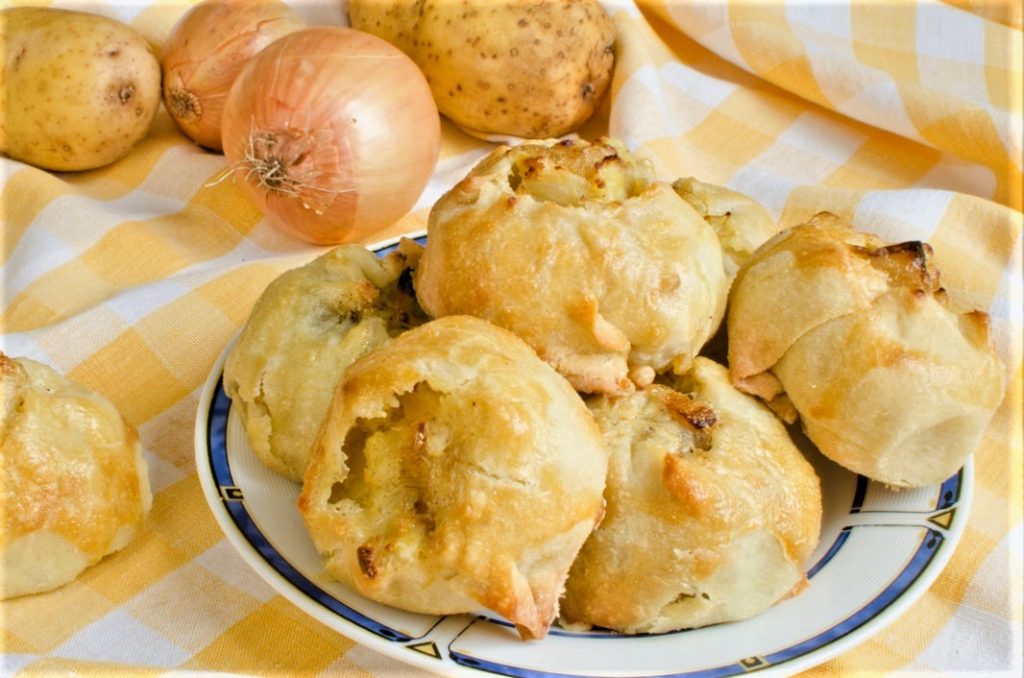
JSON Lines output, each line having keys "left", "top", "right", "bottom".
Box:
{"left": 195, "top": 233, "right": 972, "bottom": 678}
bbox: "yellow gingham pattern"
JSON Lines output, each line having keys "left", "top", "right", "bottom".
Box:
{"left": 1, "top": 0, "right": 1021, "bottom": 675}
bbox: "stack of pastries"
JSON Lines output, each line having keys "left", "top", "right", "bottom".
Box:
{"left": 224, "top": 138, "right": 1005, "bottom": 639}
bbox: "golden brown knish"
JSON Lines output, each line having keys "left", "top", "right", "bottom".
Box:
{"left": 561, "top": 358, "right": 821, "bottom": 634}
{"left": 224, "top": 241, "right": 426, "bottom": 482}
{"left": 415, "top": 138, "right": 729, "bottom": 395}
{"left": 298, "top": 316, "right": 608, "bottom": 640}
{"left": 0, "top": 354, "right": 151, "bottom": 599}
{"left": 728, "top": 213, "right": 1006, "bottom": 487}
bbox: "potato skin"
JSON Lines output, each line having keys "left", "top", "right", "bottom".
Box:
{"left": 0, "top": 8, "right": 161, "bottom": 171}
{"left": 349, "top": 0, "right": 615, "bottom": 139}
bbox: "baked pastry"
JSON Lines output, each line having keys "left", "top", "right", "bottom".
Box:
{"left": 671, "top": 177, "right": 781, "bottom": 280}
{"left": 297, "top": 316, "right": 607, "bottom": 640}
{"left": 560, "top": 358, "right": 821, "bottom": 634}
{"left": 1, "top": 354, "right": 151, "bottom": 599}
{"left": 415, "top": 137, "right": 728, "bottom": 395}
{"left": 728, "top": 213, "right": 1005, "bottom": 487}
{"left": 224, "top": 241, "right": 427, "bottom": 481}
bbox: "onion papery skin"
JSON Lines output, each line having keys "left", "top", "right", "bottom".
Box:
{"left": 161, "top": 0, "right": 304, "bottom": 150}
{"left": 221, "top": 26, "right": 441, "bottom": 245}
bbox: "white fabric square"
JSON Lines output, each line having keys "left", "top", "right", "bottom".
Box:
{"left": 853, "top": 187, "right": 954, "bottom": 242}
{"left": 52, "top": 609, "right": 189, "bottom": 667}
{"left": 662, "top": 61, "right": 736, "bottom": 111}
{"left": 614, "top": 66, "right": 683, "bottom": 148}
{"left": 837, "top": 78, "right": 925, "bottom": 144}
{"left": 194, "top": 540, "right": 277, "bottom": 604}
{"left": 916, "top": 1, "right": 985, "bottom": 63}
{"left": 123, "top": 562, "right": 261, "bottom": 654}
{"left": 786, "top": 1, "right": 853, "bottom": 42}
{"left": 104, "top": 277, "right": 193, "bottom": 326}
{"left": 141, "top": 449, "right": 187, "bottom": 495}
{"left": 918, "top": 156, "right": 997, "bottom": 201}
{"left": 778, "top": 111, "right": 867, "bottom": 165}
{"left": 0, "top": 226, "right": 77, "bottom": 302}
{"left": 0, "top": 333, "right": 50, "bottom": 366}
{"left": 0, "top": 654, "right": 39, "bottom": 674}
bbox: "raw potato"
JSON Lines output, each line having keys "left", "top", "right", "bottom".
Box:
{"left": 0, "top": 8, "right": 161, "bottom": 171}
{"left": 349, "top": 0, "right": 615, "bottom": 139}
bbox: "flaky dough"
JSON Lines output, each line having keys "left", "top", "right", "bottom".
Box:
{"left": 728, "top": 213, "right": 1005, "bottom": 487}
{"left": 1, "top": 354, "right": 151, "bottom": 599}
{"left": 415, "top": 138, "right": 728, "bottom": 395}
{"left": 560, "top": 358, "right": 821, "bottom": 633}
{"left": 224, "top": 242, "right": 426, "bottom": 481}
{"left": 671, "top": 177, "right": 781, "bottom": 281}
{"left": 297, "top": 316, "right": 607, "bottom": 640}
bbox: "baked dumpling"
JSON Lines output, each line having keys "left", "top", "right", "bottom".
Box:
{"left": 415, "top": 137, "right": 728, "bottom": 395}
{"left": 224, "top": 241, "right": 426, "bottom": 481}
{"left": 298, "top": 316, "right": 607, "bottom": 640}
{"left": 728, "top": 213, "right": 1005, "bottom": 487}
{"left": 560, "top": 358, "right": 821, "bottom": 634}
{"left": 671, "top": 177, "right": 781, "bottom": 280}
{"left": 1, "top": 354, "right": 151, "bottom": 599}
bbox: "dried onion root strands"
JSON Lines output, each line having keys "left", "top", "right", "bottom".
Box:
{"left": 161, "top": 0, "right": 304, "bottom": 150}
{"left": 221, "top": 26, "right": 441, "bottom": 245}
{"left": 240, "top": 126, "right": 346, "bottom": 215}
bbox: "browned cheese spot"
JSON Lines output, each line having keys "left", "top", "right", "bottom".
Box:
{"left": 357, "top": 544, "right": 377, "bottom": 579}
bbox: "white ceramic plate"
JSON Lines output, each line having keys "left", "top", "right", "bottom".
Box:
{"left": 194, "top": 236, "right": 972, "bottom": 678}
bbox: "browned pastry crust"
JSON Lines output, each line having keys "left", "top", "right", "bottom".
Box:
{"left": 297, "top": 316, "right": 608, "bottom": 640}
{"left": 224, "top": 241, "right": 426, "bottom": 481}
{"left": 671, "top": 177, "right": 781, "bottom": 281}
{"left": 560, "top": 358, "right": 821, "bottom": 633}
{"left": 727, "top": 213, "right": 1005, "bottom": 487}
{"left": 415, "top": 138, "right": 729, "bottom": 396}
{"left": 1, "top": 354, "right": 151, "bottom": 599}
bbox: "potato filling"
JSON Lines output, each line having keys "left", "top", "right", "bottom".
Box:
{"left": 507, "top": 141, "right": 649, "bottom": 207}
{"left": 328, "top": 383, "right": 450, "bottom": 544}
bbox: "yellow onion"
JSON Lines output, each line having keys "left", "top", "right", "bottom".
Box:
{"left": 221, "top": 26, "right": 441, "bottom": 245}
{"left": 161, "top": 0, "right": 304, "bottom": 150}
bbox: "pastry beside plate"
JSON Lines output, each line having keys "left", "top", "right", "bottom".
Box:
{"left": 0, "top": 354, "right": 151, "bottom": 599}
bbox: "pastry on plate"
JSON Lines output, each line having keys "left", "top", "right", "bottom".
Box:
{"left": 560, "top": 358, "right": 821, "bottom": 634}
{"left": 298, "top": 316, "right": 608, "bottom": 640}
{"left": 0, "top": 354, "right": 152, "bottom": 599}
{"left": 415, "top": 137, "right": 729, "bottom": 395}
{"left": 728, "top": 213, "right": 1005, "bottom": 487}
{"left": 224, "top": 241, "right": 427, "bottom": 481}
{"left": 671, "top": 177, "right": 781, "bottom": 280}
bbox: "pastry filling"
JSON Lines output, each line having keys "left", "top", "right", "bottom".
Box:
{"left": 326, "top": 383, "right": 451, "bottom": 571}
{"left": 507, "top": 140, "right": 649, "bottom": 207}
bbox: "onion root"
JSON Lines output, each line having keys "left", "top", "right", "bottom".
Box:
{"left": 237, "top": 124, "right": 349, "bottom": 215}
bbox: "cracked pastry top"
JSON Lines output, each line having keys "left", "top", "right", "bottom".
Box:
{"left": 671, "top": 177, "right": 781, "bottom": 281}
{"left": 0, "top": 354, "right": 152, "bottom": 599}
{"left": 727, "top": 212, "right": 1006, "bottom": 487}
{"left": 560, "top": 357, "right": 821, "bottom": 634}
{"left": 297, "top": 316, "right": 608, "bottom": 640}
{"left": 414, "top": 137, "right": 730, "bottom": 396}
{"left": 223, "top": 241, "right": 427, "bottom": 482}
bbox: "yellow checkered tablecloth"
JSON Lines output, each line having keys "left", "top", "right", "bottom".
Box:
{"left": 1, "top": 0, "right": 1021, "bottom": 675}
